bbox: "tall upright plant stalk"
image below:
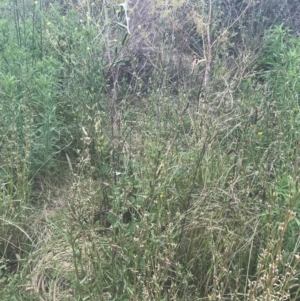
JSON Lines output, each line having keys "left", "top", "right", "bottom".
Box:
{"left": 13, "top": 0, "right": 21, "bottom": 46}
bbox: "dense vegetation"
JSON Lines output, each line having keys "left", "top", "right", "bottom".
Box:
{"left": 1, "top": 0, "right": 300, "bottom": 300}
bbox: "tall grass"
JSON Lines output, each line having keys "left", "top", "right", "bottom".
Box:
{"left": 1, "top": 1, "right": 300, "bottom": 300}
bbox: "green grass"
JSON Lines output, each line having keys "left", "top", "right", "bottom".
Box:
{"left": 1, "top": 1, "right": 300, "bottom": 300}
